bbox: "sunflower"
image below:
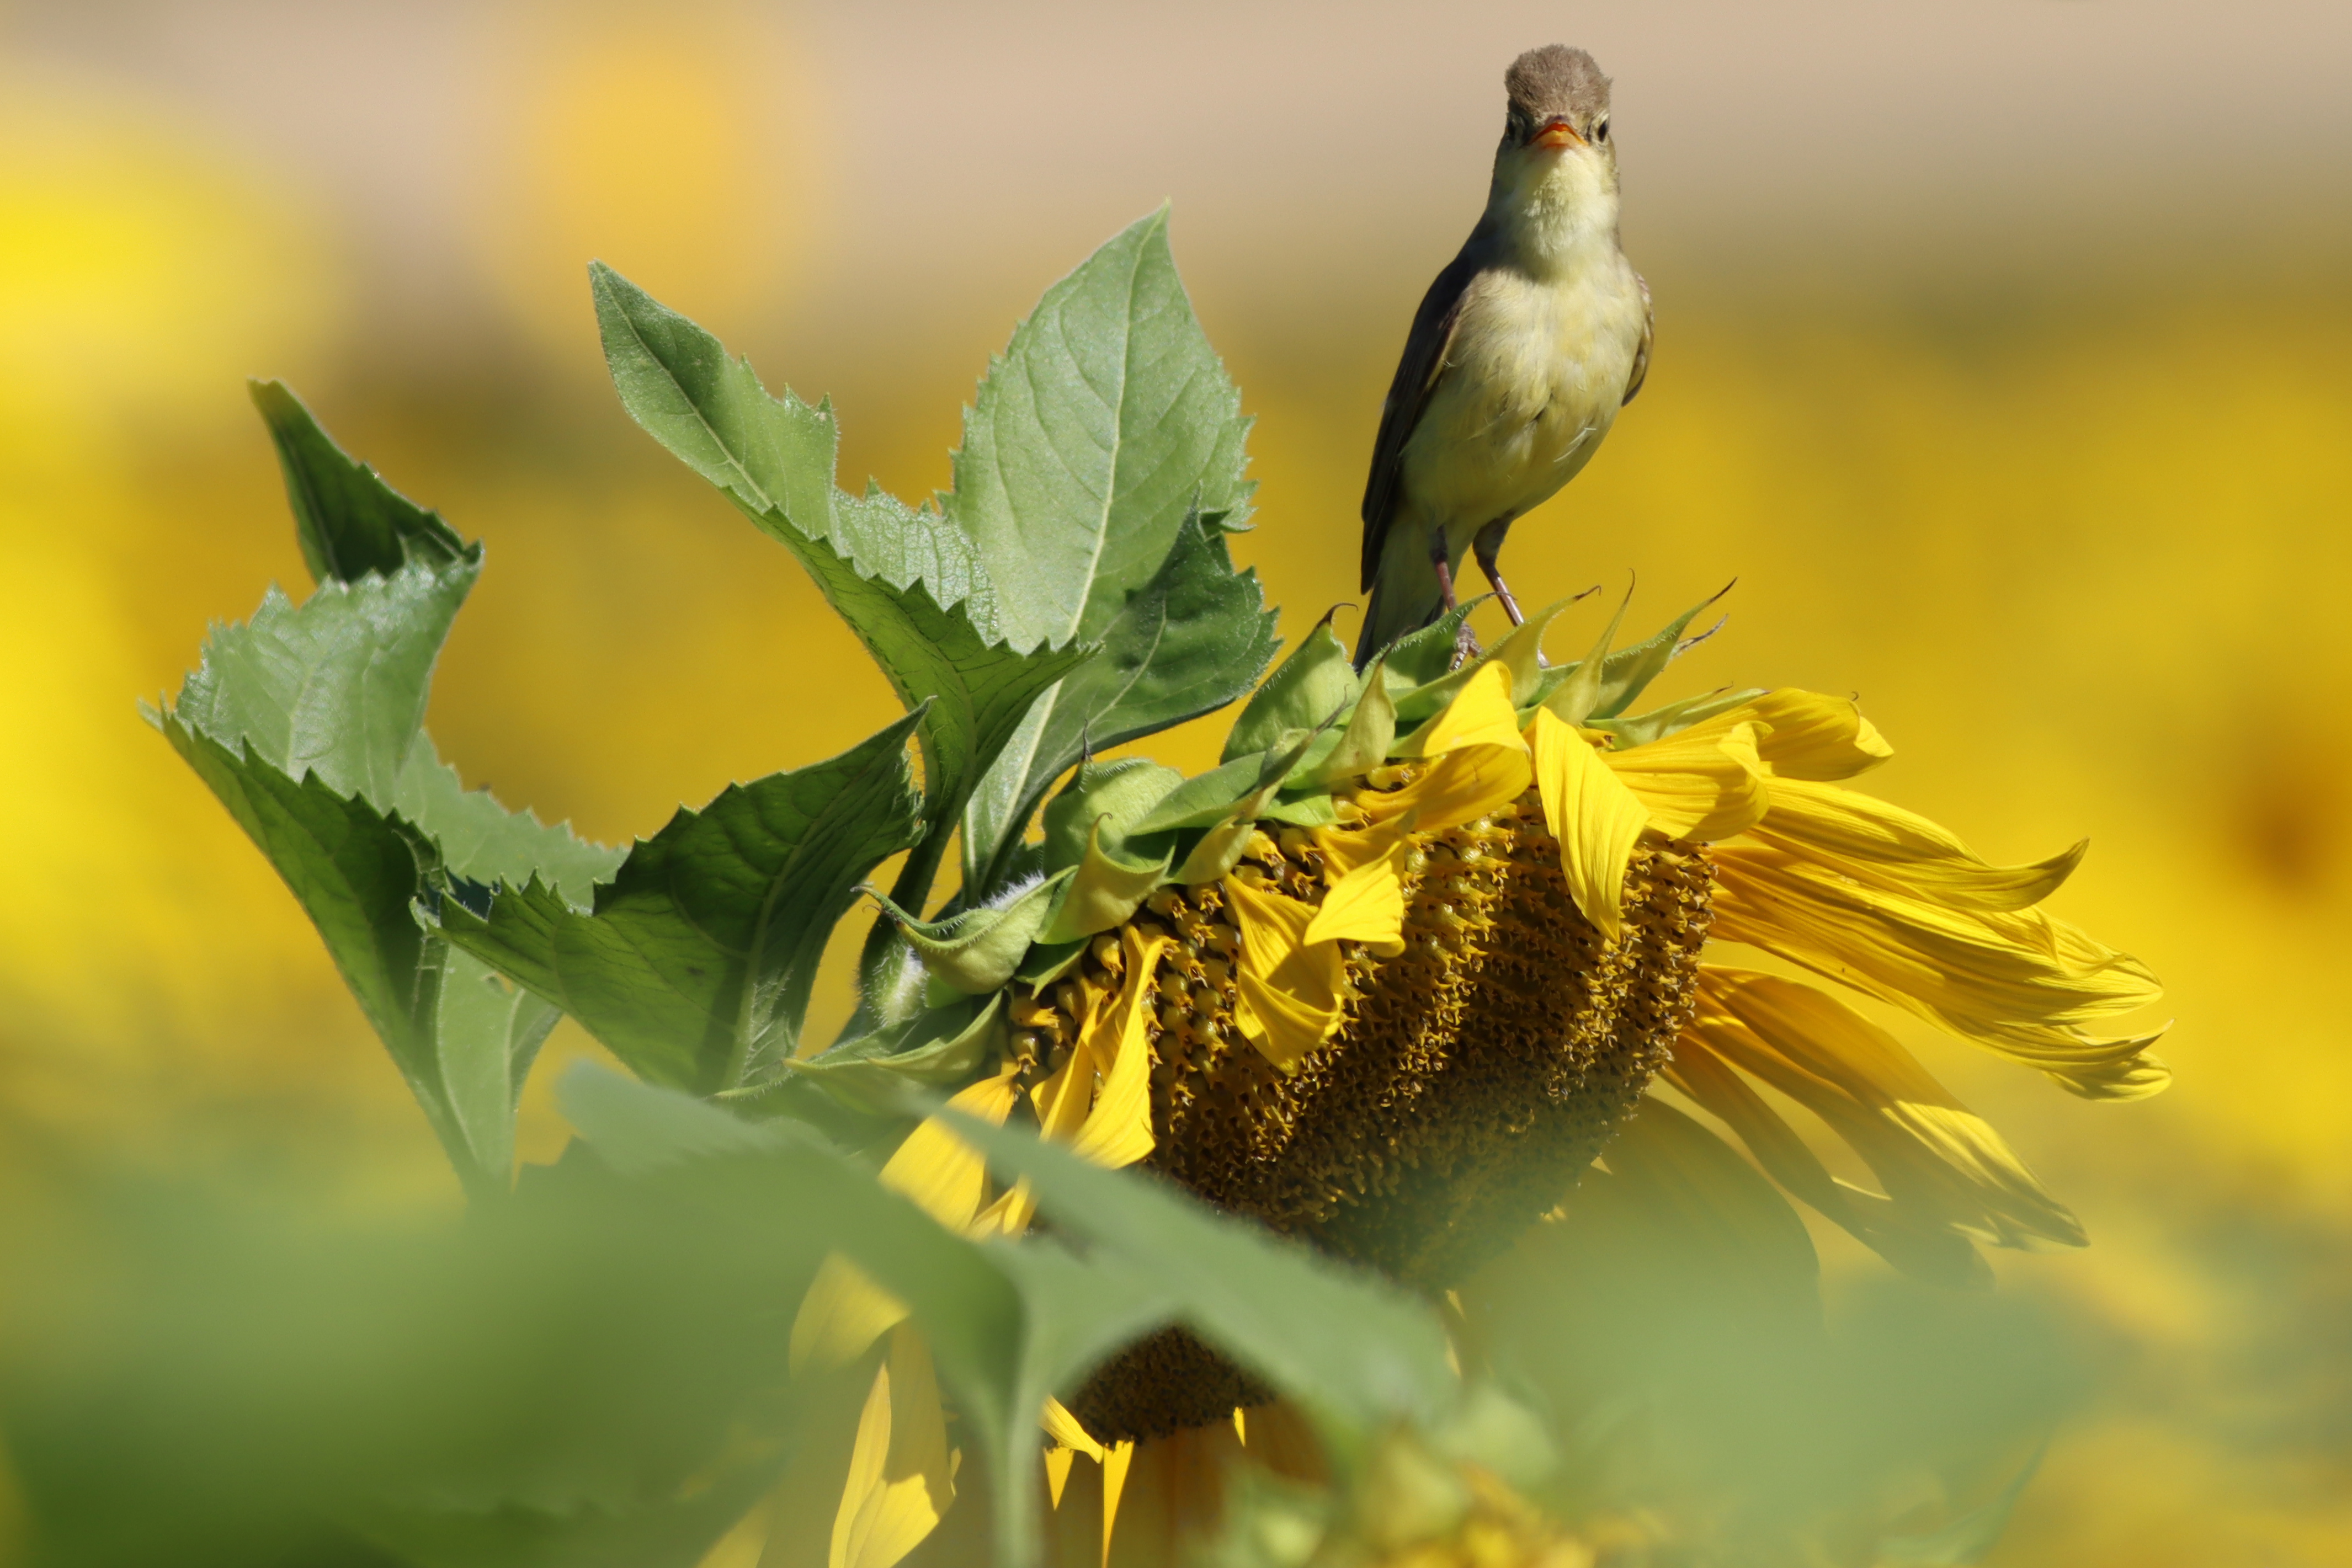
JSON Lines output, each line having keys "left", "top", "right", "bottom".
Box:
{"left": 769, "top": 595, "right": 2165, "bottom": 1568}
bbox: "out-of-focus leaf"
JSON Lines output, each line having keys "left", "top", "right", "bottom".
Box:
{"left": 434, "top": 713, "right": 927, "bottom": 1092}
{"left": 1874, "top": 1446, "right": 2044, "bottom": 1566}
{"left": 942, "top": 1105, "right": 1458, "bottom": 1452}
{"left": 963, "top": 509, "right": 1276, "bottom": 898}
{"left": 251, "top": 377, "right": 471, "bottom": 583}
{"left": 944, "top": 207, "right": 1254, "bottom": 656}
{"left": 592, "top": 264, "right": 1090, "bottom": 940}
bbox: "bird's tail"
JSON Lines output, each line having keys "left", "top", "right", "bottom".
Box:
{"left": 1353, "top": 531, "right": 1447, "bottom": 670}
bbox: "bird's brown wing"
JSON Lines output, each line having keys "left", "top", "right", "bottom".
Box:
{"left": 1359, "top": 246, "right": 1484, "bottom": 593}
{"left": 1621, "top": 270, "right": 1654, "bottom": 406}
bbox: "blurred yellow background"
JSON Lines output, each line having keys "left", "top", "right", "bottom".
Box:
{"left": 2, "top": 2, "right": 2348, "bottom": 1561}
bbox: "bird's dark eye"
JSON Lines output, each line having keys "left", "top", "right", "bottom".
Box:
{"left": 1595, "top": 119, "right": 1610, "bottom": 141}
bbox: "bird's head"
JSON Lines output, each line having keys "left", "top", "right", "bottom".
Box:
{"left": 1492, "top": 45, "right": 1618, "bottom": 218}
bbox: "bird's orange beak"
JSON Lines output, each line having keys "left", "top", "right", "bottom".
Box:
{"left": 1530, "top": 116, "right": 1585, "bottom": 151}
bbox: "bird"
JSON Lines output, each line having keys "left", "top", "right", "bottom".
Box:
{"left": 1355, "top": 44, "right": 1652, "bottom": 668}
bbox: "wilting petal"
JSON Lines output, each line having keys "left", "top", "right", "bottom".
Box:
{"left": 1700, "top": 970, "right": 2084, "bottom": 1246}
{"left": 1744, "top": 689, "right": 1894, "bottom": 780}
{"left": 1225, "top": 871, "right": 1347, "bottom": 1071}
{"left": 1302, "top": 824, "right": 1409, "bottom": 954}
{"left": 1604, "top": 716, "right": 1768, "bottom": 841}
{"left": 829, "top": 1326, "right": 956, "bottom": 1568}
{"left": 1527, "top": 708, "right": 1649, "bottom": 941}
{"left": 1658, "top": 1028, "right": 1996, "bottom": 1283}
{"left": 1069, "top": 927, "right": 1170, "bottom": 1170}
{"left": 1709, "top": 844, "right": 2168, "bottom": 1099}
{"left": 1757, "top": 776, "right": 2085, "bottom": 912}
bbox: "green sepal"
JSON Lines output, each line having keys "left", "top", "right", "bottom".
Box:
{"left": 1039, "top": 821, "right": 1171, "bottom": 946}
{"left": 1541, "top": 583, "right": 1635, "bottom": 726}
{"left": 1171, "top": 727, "right": 1327, "bottom": 885}
{"left": 869, "top": 871, "right": 1073, "bottom": 997}
{"left": 1531, "top": 583, "right": 1734, "bottom": 721}
{"left": 1041, "top": 757, "right": 1186, "bottom": 876}
{"left": 1303, "top": 654, "right": 1397, "bottom": 787}
{"left": 1376, "top": 598, "right": 1486, "bottom": 689}
{"left": 786, "top": 995, "right": 1007, "bottom": 1114}
{"left": 1015, "top": 938, "right": 1089, "bottom": 989}
{"left": 1129, "top": 755, "right": 1266, "bottom": 836}
{"left": 1221, "top": 623, "right": 1358, "bottom": 764}
{"left": 1259, "top": 793, "right": 1338, "bottom": 828}
{"left": 1592, "top": 688, "right": 1767, "bottom": 748}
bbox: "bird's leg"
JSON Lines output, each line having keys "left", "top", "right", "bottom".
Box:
{"left": 1472, "top": 518, "right": 1525, "bottom": 627}
{"left": 1428, "top": 534, "right": 1481, "bottom": 665}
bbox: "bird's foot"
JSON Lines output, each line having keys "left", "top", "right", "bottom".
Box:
{"left": 1451, "top": 621, "right": 1484, "bottom": 669}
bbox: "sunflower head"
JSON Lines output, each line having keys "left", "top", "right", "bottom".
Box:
{"left": 820, "top": 587, "right": 2166, "bottom": 1457}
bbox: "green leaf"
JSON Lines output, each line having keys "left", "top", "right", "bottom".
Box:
{"left": 171, "top": 566, "right": 477, "bottom": 809}
{"left": 392, "top": 738, "right": 623, "bottom": 909}
{"left": 590, "top": 262, "right": 1090, "bottom": 935}
{"left": 1222, "top": 623, "right": 1358, "bottom": 764}
{"left": 962, "top": 510, "right": 1276, "bottom": 899}
{"left": 945, "top": 207, "right": 1254, "bottom": 655}
{"left": 433, "top": 946, "right": 562, "bottom": 1186}
{"left": 162, "top": 716, "right": 438, "bottom": 1100}
{"left": 159, "top": 715, "right": 525, "bottom": 1193}
{"left": 434, "top": 712, "right": 928, "bottom": 1093}
{"left": 249, "top": 379, "right": 471, "bottom": 585}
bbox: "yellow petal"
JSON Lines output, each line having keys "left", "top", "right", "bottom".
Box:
{"left": 1744, "top": 689, "right": 1894, "bottom": 779}
{"left": 1359, "top": 742, "right": 1534, "bottom": 835}
{"left": 1757, "top": 776, "right": 2084, "bottom": 912}
{"left": 790, "top": 1254, "right": 911, "bottom": 1377}
{"left": 876, "top": 1066, "right": 1022, "bottom": 1229}
{"left": 1068, "top": 927, "right": 1168, "bottom": 1170}
{"left": 1405, "top": 659, "right": 1526, "bottom": 759}
{"left": 1042, "top": 1395, "right": 1106, "bottom": 1462}
{"left": 829, "top": 1325, "right": 956, "bottom": 1568}
{"left": 970, "top": 1178, "right": 1035, "bottom": 1238}
{"left": 1709, "top": 845, "right": 2168, "bottom": 1099}
{"left": 1044, "top": 1445, "right": 1076, "bottom": 1511}
{"left": 1604, "top": 717, "right": 1768, "bottom": 841}
{"left": 1527, "top": 709, "right": 1649, "bottom": 942}
{"left": 1225, "top": 872, "right": 1346, "bottom": 1071}
{"left": 1100, "top": 1439, "right": 1135, "bottom": 1568}
{"left": 1302, "top": 825, "right": 1409, "bottom": 954}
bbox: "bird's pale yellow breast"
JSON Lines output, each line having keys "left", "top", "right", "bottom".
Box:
{"left": 1397, "top": 237, "right": 1645, "bottom": 556}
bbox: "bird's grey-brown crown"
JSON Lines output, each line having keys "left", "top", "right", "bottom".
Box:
{"left": 1504, "top": 44, "right": 1610, "bottom": 127}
